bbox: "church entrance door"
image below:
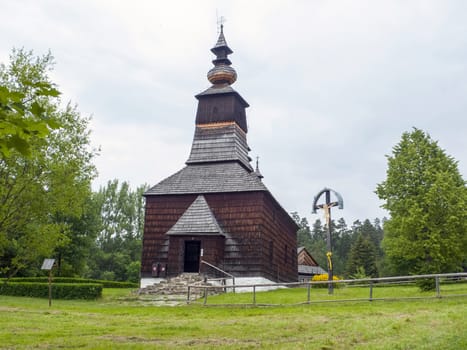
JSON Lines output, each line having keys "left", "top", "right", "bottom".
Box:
{"left": 184, "top": 241, "right": 201, "bottom": 272}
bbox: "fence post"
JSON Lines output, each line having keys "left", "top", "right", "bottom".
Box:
{"left": 48, "top": 269, "right": 53, "bottom": 307}
{"left": 369, "top": 281, "right": 373, "bottom": 301}
{"left": 187, "top": 286, "right": 191, "bottom": 304}
{"left": 307, "top": 283, "right": 311, "bottom": 303}
{"left": 253, "top": 285, "right": 256, "bottom": 305}
{"left": 203, "top": 287, "right": 208, "bottom": 305}
{"left": 435, "top": 276, "right": 441, "bottom": 298}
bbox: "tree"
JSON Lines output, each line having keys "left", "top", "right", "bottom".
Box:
{"left": 333, "top": 218, "right": 352, "bottom": 275}
{"left": 308, "top": 219, "right": 327, "bottom": 269}
{"left": 371, "top": 218, "right": 385, "bottom": 256}
{"left": 292, "top": 212, "right": 313, "bottom": 250}
{"left": 346, "top": 233, "right": 378, "bottom": 278}
{"left": 53, "top": 193, "right": 102, "bottom": 277}
{"left": 0, "top": 49, "right": 97, "bottom": 278}
{"left": 0, "top": 49, "right": 60, "bottom": 157}
{"left": 376, "top": 128, "right": 466, "bottom": 276}
{"left": 87, "top": 180, "right": 148, "bottom": 282}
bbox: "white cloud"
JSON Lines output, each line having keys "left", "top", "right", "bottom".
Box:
{"left": 1, "top": 0, "right": 465, "bottom": 224}
{"left": 90, "top": 118, "right": 191, "bottom": 189}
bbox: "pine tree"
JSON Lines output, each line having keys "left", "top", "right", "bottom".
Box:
{"left": 292, "top": 212, "right": 313, "bottom": 250}
{"left": 346, "top": 233, "right": 378, "bottom": 278}
{"left": 333, "top": 218, "right": 352, "bottom": 275}
{"left": 308, "top": 219, "right": 327, "bottom": 270}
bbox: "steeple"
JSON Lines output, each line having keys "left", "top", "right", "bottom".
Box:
{"left": 186, "top": 26, "right": 253, "bottom": 171}
{"left": 194, "top": 25, "right": 249, "bottom": 133}
{"left": 207, "top": 25, "right": 237, "bottom": 85}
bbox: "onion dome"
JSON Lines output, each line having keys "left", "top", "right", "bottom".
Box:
{"left": 207, "top": 25, "right": 237, "bottom": 85}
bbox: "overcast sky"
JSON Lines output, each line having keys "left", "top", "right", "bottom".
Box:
{"left": 1, "top": 0, "right": 466, "bottom": 225}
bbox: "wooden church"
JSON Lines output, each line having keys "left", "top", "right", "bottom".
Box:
{"left": 141, "top": 26, "right": 298, "bottom": 285}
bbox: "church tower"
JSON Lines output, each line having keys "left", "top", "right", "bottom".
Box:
{"left": 141, "top": 27, "right": 298, "bottom": 285}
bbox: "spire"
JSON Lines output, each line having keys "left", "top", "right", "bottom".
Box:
{"left": 207, "top": 24, "right": 237, "bottom": 85}
{"left": 213, "top": 24, "right": 229, "bottom": 50}
{"left": 255, "top": 156, "right": 264, "bottom": 179}
{"left": 194, "top": 24, "right": 249, "bottom": 134}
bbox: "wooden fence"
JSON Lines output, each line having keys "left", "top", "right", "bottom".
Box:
{"left": 186, "top": 272, "right": 467, "bottom": 306}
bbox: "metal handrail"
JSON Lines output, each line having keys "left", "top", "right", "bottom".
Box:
{"left": 199, "top": 260, "right": 235, "bottom": 292}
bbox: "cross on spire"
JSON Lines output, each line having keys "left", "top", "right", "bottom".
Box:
{"left": 217, "top": 15, "right": 226, "bottom": 34}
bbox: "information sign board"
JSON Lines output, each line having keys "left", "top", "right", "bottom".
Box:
{"left": 41, "top": 259, "right": 55, "bottom": 270}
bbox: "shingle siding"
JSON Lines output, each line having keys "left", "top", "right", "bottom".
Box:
{"left": 186, "top": 123, "right": 252, "bottom": 170}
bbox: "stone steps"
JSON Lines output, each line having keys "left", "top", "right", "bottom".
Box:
{"left": 137, "top": 273, "right": 218, "bottom": 301}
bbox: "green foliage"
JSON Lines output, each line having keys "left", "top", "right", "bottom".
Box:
{"left": 292, "top": 212, "right": 313, "bottom": 249}
{"left": 376, "top": 128, "right": 467, "bottom": 276}
{"left": 94, "top": 279, "right": 137, "bottom": 289}
{"left": 346, "top": 233, "right": 378, "bottom": 278}
{"left": 54, "top": 191, "right": 102, "bottom": 277}
{"left": 85, "top": 180, "right": 148, "bottom": 282}
{"left": 349, "top": 266, "right": 371, "bottom": 280}
{"left": 95, "top": 180, "right": 148, "bottom": 253}
{"left": 0, "top": 49, "right": 97, "bottom": 278}
{"left": 309, "top": 219, "right": 327, "bottom": 269}
{"left": 0, "top": 282, "right": 102, "bottom": 299}
{"left": 294, "top": 213, "right": 384, "bottom": 277}
{"left": 126, "top": 261, "right": 141, "bottom": 284}
{"left": 417, "top": 278, "right": 436, "bottom": 291}
{"left": 1, "top": 277, "right": 138, "bottom": 288}
{"left": 0, "top": 49, "right": 60, "bottom": 157}
{"left": 333, "top": 218, "right": 353, "bottom": 274}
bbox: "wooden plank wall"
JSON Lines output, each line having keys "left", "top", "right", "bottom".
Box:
{"left": 141, "top": 192, "right": 298, "bottom": 282}
{"left": 167, "top": 235, "right": 225, "bottom": 275}
{"left": 141, "top": 195, "right": 196, "bottom": 277}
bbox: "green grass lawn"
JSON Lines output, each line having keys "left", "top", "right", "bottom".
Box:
{"left": 0, "top": 286, "right": 466, "bottom": 349}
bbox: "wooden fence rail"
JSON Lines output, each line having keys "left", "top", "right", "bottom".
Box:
{"left": 186, "top": 272, "right": 467, "bottom": 306}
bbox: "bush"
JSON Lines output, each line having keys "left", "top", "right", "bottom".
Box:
{"left": 0, "top": 277, "right": 138, "bottom": 288}
{"left": 0, "top": 282, "right": 102, "bottom": 299}
{"left": 100, "top": 271, "right": 116, "bottom": 282}
{"left": 417, "top": 278, "right": 436, "bottom": 292}
{"left": 97, "top": 280, "right": 138, "bottom": 288}
{"left": 126, "top": 261, "right": 141, "bottom": 284}
{"left": 349, "top": 266, "right": 371, "bottom": 280}
{"left": 311, "top": 274, "right": 342, "bottom": 288}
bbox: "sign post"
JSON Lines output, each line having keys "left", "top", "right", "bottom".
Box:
{"left": 41, "top": 259, "right": 55, "bottom": 307}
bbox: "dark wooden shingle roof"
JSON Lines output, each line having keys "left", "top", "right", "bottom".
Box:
{"left": 195, "top": 84, "right": 249, "bottom": 107}
{"left": 186, "top": 123, "right": 252, "bottom": 170}
{"left": 166, "top": 195, "right": 224, "bottom": 236}
{"left": 145, "top": 162, "right": 266, "bottom": 195}
{"left": 298, "top": 265, "right": 327, "bottom": 275}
